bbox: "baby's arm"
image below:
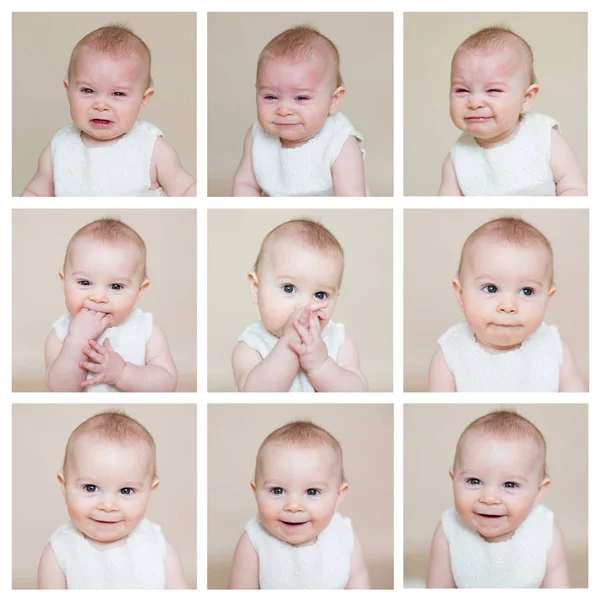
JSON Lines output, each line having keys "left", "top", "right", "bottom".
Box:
{"left": 425, "top": 522, "right": 457, "bottom": 588}
{"left": 428, "top": 347, "right": 456, "bottom": 392}
{"left": 331, "top": 137, "right": 366, "bottom": 196}
{"left": 232, "top": 127, "right": 262, "bottom": 196}
{"left": 229, "top": 532, "right": 259, "bottom": 589}
{"left": 82, "top": 320, "right": 178, "bottom": 392}
{"left": 165, "top": 539, "right": 188, "bottom": 589}
{"left": 541, "top": 522, "right": 569, "bottom": 588}
{"left": 558, "top": 336, "right": 587, "bottom": 392}
{"left": 152, "top": 137, "right": 196, "bottom": 197}
{"left": 45, "top": 309, "right": 112, "bottom": 392}
{"left": 437, "top": 154, "right": 463, "bottom": 196}
{"left": 21, "top": 144, "right": 55, "bottom": 197}
{"left": 232, "top": 339, "right": 300, "bottom": 392}
{"left": 38, "top": 543, "right": 67, "bottom": 589}
{"left": 550, "top": 129, "right": 587, "bottom": 196}
{"left": 345, "top": 533, "right": 370, "bottom": 589}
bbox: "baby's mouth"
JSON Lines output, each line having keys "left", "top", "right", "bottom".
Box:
{"left": 90, "top": 118, "right": 113, "bottom": 127}
{"left": 280, "top": 520, "right": 308, "bottom": 527}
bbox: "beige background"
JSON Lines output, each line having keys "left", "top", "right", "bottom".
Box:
{"left": 404, "top": 404, "right": 588, "bottom": 588}
{"left": 208, "top": 209, "right": 393, "bottom": 392}
{"left": 207, "top": 403, "right": 394, "bottom": 589}
{"left": 12, "top": 209, "right": 197, "bottom": 392}
{"left": 403, "top": 209, "right": 589, "bottom": 392}
{"left": 207, "top": 12, "right": 393, "bottom": 197}
{"left": 12, "top": 12, "right": 197, "bottom": 196}
{"left": 12, "top": 404, "right": 197, "bottom": 589}
{"left": 404, "top": 12, "right": 588, "bottom": 196}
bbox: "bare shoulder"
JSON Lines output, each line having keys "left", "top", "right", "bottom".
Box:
{"left": 164, "top": 538, "right": 188, "bottom": 589}
{"left": 232, "top": 126, "right": 262, "bottom": 196}
{"left": 22, "top": 143, "right": 55, "bottom": 197}
{"left": 438, "top": 153, "right": 462, "bottom": 196}
{"left": 232, "top": 341, "right": 263, "bottom": 391}
{"left": 428, "top": 346, "right": 456, "bottom": 392}
{"left": 229, "top": 531, "right": 259, "bottom": 589}
{"left": 426, "top": 521, "right": 455, "bottom": 588}
{"left": 558, "top": 335, "right": 586, "bottom": 392}
{"left": 337, "top": 336, "right": 367, "bottom": 388}
{"left": 550, "top": 128, "right": 587, "bottom": 196}
{"left": 331, "top": 136, "right": 366, "bottom": 196}
{"left": 345, "top": 532, "right": 370, "bottom": 589}
{"left": 152, "top": 137, "right": 196, "bottom": 197}
{"left": 541, "top": 521, "right": 569, "bottom": 588}
{"left": 44, "top": 329, "right": 63, "bottom": 370}
{"left": 146, "top": 319, "right": 178, "bottom": 384}
{"left": 38, "top": 542, "right": 67, "bottom": 589}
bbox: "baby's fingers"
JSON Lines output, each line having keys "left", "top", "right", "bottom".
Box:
{"left": 293, "top": 319, "right": 311, "bottom": 345}
{"left": 81, "top": 374, "right": 104, "bottom": 388}
{"left": 82, "top": 345, "right": 102, "bottom": 363}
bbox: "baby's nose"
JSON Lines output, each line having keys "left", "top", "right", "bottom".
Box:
{"left": 92, "top": 96, "right": 109, "bottom": 110}
{"left": 275, "top": 101, "right": 294, "bottom": 116}
{"left": 479, "top": 490, "right": 502, "bottom": 505}
{"left": 284, "top": 496, "right": 304, "bottom": 512}
{"left": 497, "top": 297, "right": 517, "bottom": 313}
{"left": 467, "top": 94, "right": 484, "bottom": 109}
{"left": 88, "top": 290, "right": 108, "bottom": 304}
{"left": 97, "top": 494, "right": 118, "bottom": 511}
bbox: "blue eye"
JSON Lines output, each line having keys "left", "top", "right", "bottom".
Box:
{"left": 519, "top": 287, "right": 535, "bottom": 296}
{"left": 113, "top": 92, "right": 126, "bottom": 97}
{"left": 120, "top": 487, "right": 135, "bottom": 495}
{"left": 306, "top": 488, "right": 320, "bottom": 496}
{"left": 314, "top": 291, "right": 328, "bottom": 301}
{"left": 270, "top": 487, "right": 285, "bottom": 495}
{"left": 482, "top": 285, "right": 498, "bottom": 294}
{"left": 282, "top": 284, "right": 295, "bottom": 294}
{"left": 466, "top": 478, "right": 482, "bottom": 486}
{"left": 83, "top": 484, "right": 98, "bottom": 493}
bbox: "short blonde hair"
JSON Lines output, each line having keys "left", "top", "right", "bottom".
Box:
{"left": 257, "top": 26, "right": 343, "bottom": 88}
{"left": 64, "top": 218, "right": 148, "bottom": 281}
{"left": 63, "top": 411, "right": 157, "bottom": 479}
{"left": 68, "top": 24, "right": 153, "bottom": 88}
{"left": 255, "top": 420, "right": 345, "bottom": 483}
{"left": 453, "top": 26, "right": 536, "bottom": 86}
{"left": 253, "top": 218, "right": 344, "bottom": 278}
{"left": 457, "top": 217, "right": 554, "bottom": 282}
{"left": 455, "top": 410, "right": 548, "bottom": 478}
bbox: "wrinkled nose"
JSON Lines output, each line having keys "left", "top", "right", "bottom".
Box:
{"left": 92, "top": 96, "right": 109, "bottom": 111}
{"left": 467, "top": 94, "right": 484, "bottom": 109}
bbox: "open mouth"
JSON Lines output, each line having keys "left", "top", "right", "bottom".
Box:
{"left": 90, "top": 119, "right": 113, "bottom": 128}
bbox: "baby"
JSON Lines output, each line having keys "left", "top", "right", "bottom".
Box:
{"left": 233, "top": 26, "right": 366, "bottom": 197}
{"left": 229, "top": 421, "right": 370, "bottom": 589}
{"left": 45, "top": 218, "right": 178, "bottom": 392}
{"left": 426, "top": 410, "right": 569, "bottom": 588}
{"left": 439, "top": 26, "right": 587, "bottom": 196}
{"left": 232, "top": 219, "right": 367, "bottom": 392}
{"left": 38, "top": 411, "right": 187, "bottom": 589}
{"left": 22, "top": 25, "right": 196, "bottom": 197}
{"left": 428, "top": 217, "right": 586, "bottom": 392}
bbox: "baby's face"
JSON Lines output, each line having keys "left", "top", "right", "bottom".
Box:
{"left": 61, "top": 237, "right": 148, "bottom": 327}
{"left": 256, "top": 56, "right": 341, "bottom": 149}
{"left": 250, "top": 239, "right": 342, "bottom": 338}
{"left": 450, "top": 49, "right": 535, "bottom": 147}
{"left": 454, "top": 239, "right": 554, "bottom": 352}
{"left": 65, "top": 49, "right": 153, "bottom": 146}
{"left": 59, "top": 435, "right": 157, "bottom": 547}
{"left": 252, "top": 443, "right": 347, "bottom": 547}
{"left": 452, "top": 432, "right": 548, "bottom": 543}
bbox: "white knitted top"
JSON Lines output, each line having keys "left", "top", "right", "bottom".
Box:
{"left": 450, "top": 112, "right": 559, "bottom": 196}
{"left": 441, "top": 505, "right": 554, "bottom": 588}
{"left": 251, "top": 112, "right": 365, "bottom": 196}
{"left": 438, "top": 321, "right": 562, "bottom": 392}
{"left": 245, "top": 512, "right": 354, "bottom": 589}
{"left": 50, "top": 120, "right": 165, "bottom": 197}
{"left": 237, "top": 320, "right": 346, "bottom": 392}
{"left": 52, "top": 308, "right": 152, "bottom": 393}
{"left": 49, "top": 519, "right": 166, "bottom": 589}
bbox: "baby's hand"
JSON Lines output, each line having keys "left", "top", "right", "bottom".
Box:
{"left": 281, "top": 306, "right": 309, "bottom": 346}
{"left": 68, "top": 308, "right": 111, "bottom": 342}
{"left": 80, "top": 338, "right": 125, "bottom": 388}
{"left": 290, "top": 310, "right": 328, "bottom": 373}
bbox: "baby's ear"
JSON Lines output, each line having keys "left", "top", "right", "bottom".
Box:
{"left": 328, "top": 87, "right": 346, "bottom": 115}
{"left": 250, "top": 480, "right": 257, "bottom": 493}
{"left": 59, "top": 271, "right": 65, "bottom": 287}
{"left": 63, "top": 79, "right": 69, "bottom": 94}
{"left": 335, "top": 482, "right": 349, "bottom": 511}
{"left": 521, "top": 83, "right": 539, "bottom": 114}
{"left": 140, "top": 88, "right": 155, "bottom": 109}
{"left": 248, "top": 272, "right": 259, "bottom": 305}
{"left": 534, "top": 477, "right": 551, "bottom": 505}
{"left": 547, "top": 285, "right": 556, "bottom": 302}
{"left": 150, "top": 477, "right": 160, "bottom": 492}
{"left": 137, "top": 279, "right": 150, "bottom": 298}
{"left": 449, "top": 468, "right": 455, "bottom": 481}
{"left": 452, "top": 279, "right": 464, "bottom": 311}
{"left": 57, "top": 473, "right": 66, "bottom": 499}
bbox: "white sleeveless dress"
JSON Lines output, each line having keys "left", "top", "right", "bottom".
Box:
{"left": 49, "top": 519, "right": 166, "bottom": 589}
{"left": 237, "top": 320, "right": 346, "bottom": 392}
{"left": 52, "top": 309, "right": 153, "bottom": 393}
{"left": 50, "top": 120, "right": 165, "bottom": 196}
{"left": 245, "top": 512, "right": 354, "bottom": 589}
{"left": 441, "top": 505, "right": 554, "bottom": 588}
{"left": 438, "top": 321, "right": 562, "bottom": 392}
{"left": 450, "top": 112, "right": 559, "bottom": 196}
{"left": 251, "top": 112, "right": 365, "bottom": 196}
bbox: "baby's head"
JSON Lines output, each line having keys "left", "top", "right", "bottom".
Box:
{"left": 64, "top": 25, "right": 154, "bottom": 144}
{"left": 60, "top": 218, "right": 149, "bottom": 327}
{"left": 248, "top": 219, "right": 344, "bottom": 337}
{"left": 256, "top": 26, "right": 345, "bottom": 148}
{"left": 58, "top": 411, "right": 159, "bottom": 546}
{"left": 450, "top": 26, "right": 539, "bottom": 146}
{"left": 453, "top": 217, "right": 555, "bottom": 352}
{"left": 450, "top": 410, "right": 549, "bottom": 543}
{"left": 251, "top": 421, "right": 348, "bottom": 547}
